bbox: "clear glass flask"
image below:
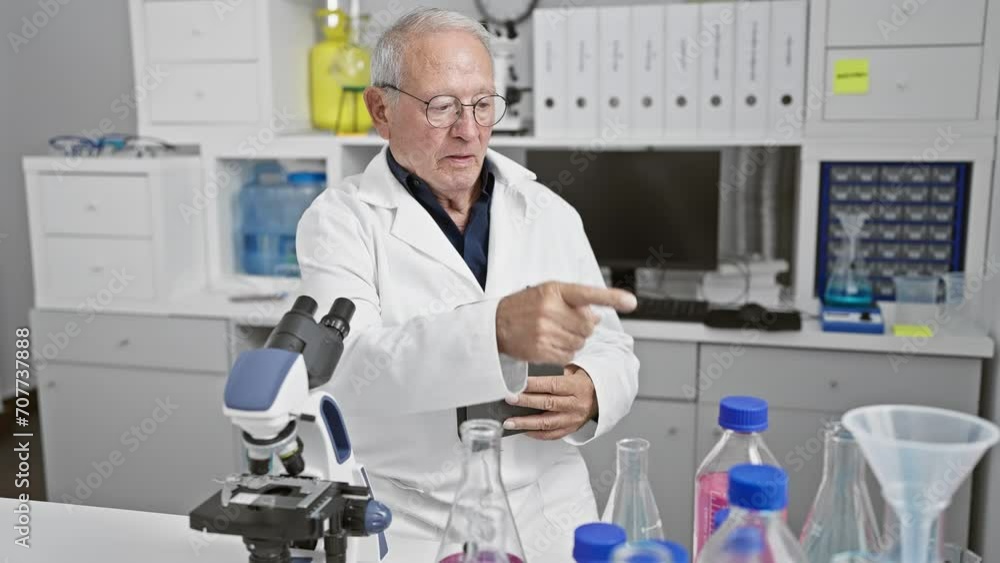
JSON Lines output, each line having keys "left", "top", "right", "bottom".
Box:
{"left": 602, "top": 438, "right": 665, "bottom": 542}
{"left": 436, "top": 419, "right": 526, "bottom": 563}
{"left": 611, "top": 541, "right": 675, "bottom": 563}
{"left": 824, "top": 212, "right": 874, "bottom": 308}
{"left": 800, "top": 421, "right": 881, "bottom": 563}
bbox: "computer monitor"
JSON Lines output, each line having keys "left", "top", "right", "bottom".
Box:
{"left": 526, "top": 150, "right": 720, "bottom": 290}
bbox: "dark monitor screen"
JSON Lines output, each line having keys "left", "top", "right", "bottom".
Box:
{"left": 526, "top": 150, "right": 720, "bottom": 271}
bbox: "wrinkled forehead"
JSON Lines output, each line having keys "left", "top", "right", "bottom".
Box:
{"left": 401, "top": 31, "right": 495, "bottom": 96}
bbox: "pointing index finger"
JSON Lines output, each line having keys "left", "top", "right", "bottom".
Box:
{"left": 559, "top": 283, "right": 638, "bottom": 312}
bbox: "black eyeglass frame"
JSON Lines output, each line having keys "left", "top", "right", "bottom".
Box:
{"left": 377, "top": 84, "right": 508, "bottom": 128}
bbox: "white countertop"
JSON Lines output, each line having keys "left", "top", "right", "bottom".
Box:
{"left": 0, "top": 497, "right": 438, "bottom": 563}
{"left": 35, "top": 287, "right": 996, "bottom": 359}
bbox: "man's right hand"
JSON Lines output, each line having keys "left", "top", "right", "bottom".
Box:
{"left": 495, "top": 282, "right": 637, "bottom": 364}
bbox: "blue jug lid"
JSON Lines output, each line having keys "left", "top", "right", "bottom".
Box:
{"left": 288, "top": 171, "right": 327, "bottom": 185}
{"left": 573, "top": 523, "right": 627, "bottom": 561}
{"left": 728, "top": 464, "right": 788, "bottom": 511}
{"left": 718, "top": 396, "right": 769, "bottom": 432}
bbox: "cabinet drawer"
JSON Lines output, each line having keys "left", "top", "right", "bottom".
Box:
{"left": 634, "top": 340, "right": 697, "bottom": 400}
{"left": 697, "top": 345, "right": 981, "bottom": 413}
{"left": 824, "top": 47, "right": 981, "bottom": 121}
{"left": 39, "top": 174, "right": 152, "bottom": 237}
{"left": 150, "top": 63, "right": 259, "bottom": 123}
{"left": 144, "top": 0, "right": 257, "bottom": 62}
{"left": 44, "top": 238, "right": 156, "bottom": 301}
{"left": 31, "top": 310, "right": 229, "bottom": 372}
{"left": 827, "top": 0, "right": 986, "bottom": 47}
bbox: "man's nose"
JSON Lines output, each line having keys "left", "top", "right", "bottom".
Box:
{"left": 450, "top": 106, "right": 479, "bottom": 139}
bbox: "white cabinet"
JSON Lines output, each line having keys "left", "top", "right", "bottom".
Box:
{"left": 23, "top": 156, "right": 206, "bottom": 309}
{"left": 581, "top": 400, "right": 697, "bottom": 548}
{"left": 695, "top": 344, "right": 982, "bottom": 547}
{"left": 32, "top": 311, "right": 237, "bottom": 515}
{"left": 128, "top": 0, "right": 313, "bottom": 142}
{"left": 826, "top": 0, "right": 987, "bottom": 47}
{"left": 823, "top": 47, "right": 982, "bottom": 122}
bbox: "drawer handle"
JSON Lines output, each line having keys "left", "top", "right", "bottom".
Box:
{"left": 191, "top": 28, "right": 204, "bottom": 37}
{"left": 895, "top": 80, "right": 908, "bottom": 92}
{"left": 829, "top": 380, "right": 840, "bottom": 390}
{"left": 712, "top": 428, "right": 722, "bottom": 438}
{"left": 118, "top": 338, "right": 131, "bottom": 348}
{"left": 90, "top": 265, "right": 105, "bottom": 274}
{"left": 667, "top": 427, "right": 678, "bottom": 437}
{"left": 194, "top": 90, "right": 206, "bottom": 100}
{"left": 85, "top": 202, "right": 98, "bottom": 212}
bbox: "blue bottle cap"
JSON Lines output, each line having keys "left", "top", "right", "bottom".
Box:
{"left": 728, "top": 464, "right": 788, "bottom": 511}
{"left": 646, "top": 540, "right": 689, "bottom": 563}
{"left": 724, "top": 527, "right": 764, "bottom": 555}
{"left": 288, "top": 171, "right": 327, "bottom": 185}
{"left": 718, "top": 396, "right": 769, "bottom": 432}
{"left": 573, "top": 523, "right": 627, "bottom": 561}
{"left": 712, "top": 508, "right": 731, "bottom": 533}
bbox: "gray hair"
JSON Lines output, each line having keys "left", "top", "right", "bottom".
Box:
{"left": 371, "top": 7, "right": 494, "bottom": 103}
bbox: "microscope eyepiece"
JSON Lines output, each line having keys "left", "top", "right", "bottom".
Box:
{"left": 291, "top": 295, "right": 318, "bottom": 316}
{"left": 321, "top": 298, "right": 356, "bottom": 339}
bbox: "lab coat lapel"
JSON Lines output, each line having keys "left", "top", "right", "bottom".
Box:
{"left": 356, "top": 146, "right": 483, "bottom": 291}
{"left": 390, "top": 194, "right": 483, "bottom": 290}
{"left": 484, "top": 150, "right": 532, "bottom": 298}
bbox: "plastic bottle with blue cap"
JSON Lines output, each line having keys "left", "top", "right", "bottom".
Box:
{"left": 697, "top": 464, "right": 806, "bottom": 563}
{"left": 693, "top": 396, "right": 780, "bottom": 559}
{"left": 574, "top": 523, "right": 628, "bottom": 563}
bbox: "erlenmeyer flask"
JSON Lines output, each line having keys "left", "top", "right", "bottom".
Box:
{"left": 824, "top": 212, "right": 874, "bottom": 308}
{"left": 436, "top": 419, "right": 526, "bottom": 563}
{"left": 799, "top": 421, "right": 881, "bottom": 563}
{"left": 602, "top": 438, "right": 665, "bottom": 541}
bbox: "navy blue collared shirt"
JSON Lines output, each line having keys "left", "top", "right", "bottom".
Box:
{"left": 386, "top": 149, "right": 493, "bottom": 289}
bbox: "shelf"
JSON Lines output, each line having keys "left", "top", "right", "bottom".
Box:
{"left": 271, "top": 131, "right": 804, "bottom": 151}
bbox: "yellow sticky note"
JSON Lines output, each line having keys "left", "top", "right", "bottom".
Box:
{"left": 833, "top": 59, "right": 870, "bottom": 95}
{"left": 893, "top": 324, "right": 934, "bottom": 338}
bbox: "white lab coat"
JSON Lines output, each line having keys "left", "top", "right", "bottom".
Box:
{"left": 297, "top": 146, "right": 639, "bottom": 562}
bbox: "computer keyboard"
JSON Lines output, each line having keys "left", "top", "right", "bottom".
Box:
{"left": 621, "top": 297, "right": 711, "bottom": 322}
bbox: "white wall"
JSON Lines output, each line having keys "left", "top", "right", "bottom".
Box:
{"left": 0, "top": 0, "right": 136, "bottom": 401}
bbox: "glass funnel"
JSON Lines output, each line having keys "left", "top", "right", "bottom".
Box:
{"left": 824, "top": 211, "right": 874, "bottom": 308}
{"left": 436, "top": 419, "right": 526, "bottom": 563}
{"left": 800, "top": 421, "right": 881, "bottom": 563}
{"left": 602, "top": 438, "right": 665, "bottom": 541}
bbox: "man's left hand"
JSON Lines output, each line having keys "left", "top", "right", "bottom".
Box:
{"left": 502, "top": 365, "right": 598, "bottom": 440}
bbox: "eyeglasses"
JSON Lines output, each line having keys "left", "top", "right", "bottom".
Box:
{"left": 48, "top": 135, "right": 176, "bottom": 158}
{"left": 379, "top": 85, "right": 508, "bottom": 128}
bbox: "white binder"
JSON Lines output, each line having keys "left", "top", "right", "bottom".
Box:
{"left": 699, "top": 2, "right": 736, "bottom": 135}
{"left": 532, "top": 9, "right": 569, "bottom": 138}
{"left": 769, "top": 0, "right": 808, "bottom": 137}
{"left": 733, "top": 1, "right": 771, "bottom": 136}
{"left": 629, "top": 4, "right": 666, "bottom": 138}
{"left": 567, "top": 7, "right": 599, "bottom": 138}
{"left": 665, "top": 3, "right": 701, "bottom": 135}
{"left": 598, "top": 6, "right": 631, "bottom": 137}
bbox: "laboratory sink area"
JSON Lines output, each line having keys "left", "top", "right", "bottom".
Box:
{"left": 4, "top": 0, "right": 1000, "bottom": 562}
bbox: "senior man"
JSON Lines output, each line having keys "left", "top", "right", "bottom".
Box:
{"left": 297, "top": 8, "right": 639, "bottom": 561}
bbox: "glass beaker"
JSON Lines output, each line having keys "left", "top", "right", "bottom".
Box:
{"left": 436, "top": 419, "right": 526, "bottom": 563}
{"left": 824, "top": 212, "right": 874, "bottom": 308}
{"left": 602, "top": 438, "right": 665, "bottom": 541}
{"left": 892, "top": 276, "right": 940, "bottom": 335}
{"left": 799, "top": 421, "right": 881, "bottom": 563}
{"left": 937, "top": 272, "right": 988, "bottom": 337}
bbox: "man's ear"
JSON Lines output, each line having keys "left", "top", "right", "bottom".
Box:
{"left": 364, "top": 87, "right": 391, "bottom": 139}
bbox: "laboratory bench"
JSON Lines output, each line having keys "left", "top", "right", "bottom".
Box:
{"left": 0, "top": 497, "right": 437, "bottom": 562}
{"left": 26, "top": 287, "right": 994, "bottom": 553}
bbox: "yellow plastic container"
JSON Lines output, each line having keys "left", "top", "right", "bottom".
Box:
{"left": 310, "top": 9, "right": 373, "bottom": 134}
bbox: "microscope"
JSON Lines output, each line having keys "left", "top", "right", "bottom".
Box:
{"left": 189, "top": 295, "right": 391, "bottom": 563}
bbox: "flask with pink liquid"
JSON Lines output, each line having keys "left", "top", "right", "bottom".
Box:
{"left": 692, "top": 396, "right": 779, "bottom": 560}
